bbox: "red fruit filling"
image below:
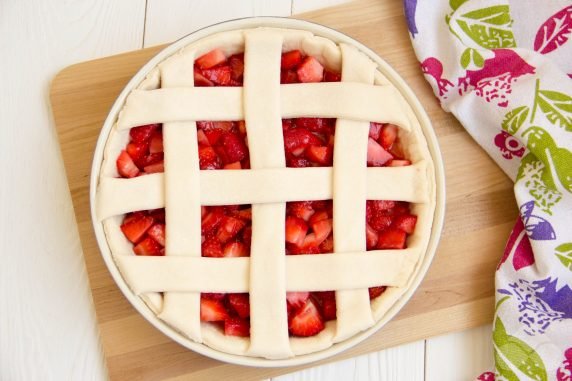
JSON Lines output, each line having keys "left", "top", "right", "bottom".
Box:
{"left": 115, "top": 49, "right": 417, "bottom": 338}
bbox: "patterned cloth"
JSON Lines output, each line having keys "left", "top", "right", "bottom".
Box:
{"left": 404, "top": 0, "right": 572, "bottom": 379}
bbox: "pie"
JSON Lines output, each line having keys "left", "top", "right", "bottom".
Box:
{"left": 93, "top": 24, "right": 437, "bottom": 361}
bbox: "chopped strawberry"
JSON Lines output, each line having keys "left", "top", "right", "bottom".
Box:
{"left": 300, "top": 233, "right": 322, "bottom": 253}
{"left": 368, "top": 286, "right": 387, "bottom": 299}
{"left": 228, "top": 53, "right": 244, "bottom": 81}
{"left": 311, "top": 218, "right": 332, "bottom": 245}
{"left": 369, "top": 214, "right": 393, "bottom": 232}
{"left": 126, "top": 141, "right": 149, "bottom": 168}
{"left": 281, "top": 69, "right": 299, "bottom": 84}
{"left": 287, "top": 201, "right": 315, "bottom": 221}
{"left": 242, "top": 226, "right": 252, "bottom": 248}
{"left": 306, "top": 145, "right": 333, "bottom": 166}
{"left": 149, "top": 131, "right": 163, "bottom": 153}
{"left": 224, "top": 317, "right": 250, "bottom": 337}
{"left": 366, "top": 223, "right": 379, "bottom": 250}
{"left": 295, "top": 118, "right": 334, "bottom": 133}
{"left": 133, "top": 237, "right": 162, "bottom": 256}
{"left": 122, "top": 211, "right": 146, "bottom": 225}
{"left": 198, "top": 146, "right": 222, "bottom": 170}
{"left": 287, "top": 157, "right": 312, "bottom": 168}
{"left": 228, "top": 293, "right": 250, "bottom": 318}
{"left": 219, "top": 132, "right": 248, "bottom": 163}
{"left": 287, "top": 292, "right": 310, "bottom": 313}
{"left": 393, "top": 201, "right": 410, "bottom": 215}
{"left": 197, "top": 121, "right": 234, "bottom": 132}
{"left": 201, "top": 208, "right": 224, "bottom": 235}
{"left": 281, "top": 50, "right": 303, "bottom": 69}
{"left": 377, "top": 228, "right": 407, "bottom": 249}
{"left": 202, "top": 65, "right": 233, "bottom": 86}
{"left": 121, "top": 215, "right": 154, "bottom": 243}
{"left": 233, "top": 208, "right": 252, "bottom": 221}
{"left": 387, "top": 159, "right": 411, "bottom": 167}
{"left": 367, "top": 138, "right": 393, "bottom": 167}
{"left": 116, "top": 150, "right": 140, "bottom": 178}
{"left": 319, "top": 235, "right": 334, "bottom": 252}
{"left": 393, "top": 214, "right": 417, "bottom": 234}
{"left": 197, "top": 129, "right": 210, "bottom": 146}
{"left": 144, "top": 161, "right": 164, "bottom": 174}
{"left": 144, "top": 152, "right": 164, "bottom": 166}
{"left": 283, "top": 128, "right": 322, "bottom": 154}
{"left": 323, "top": 70, "right": 341, "bottom": 82}
{"left": 148, "top": 209, "right": 165, "bottom": 223}
{"left": 129, "top": 124, "right": 159, "bottom": 143}
{"left": 309, "top": 200, "right": 330, "bottom": 211}
{"left": 313, "top": 291, "right": 337, "bottom": 320}
{"left": 296, "top": 56, "right": 324, "bottom": 83}
{"left": 369, "top": 122, "right": 384, "bottom": 140}
{"left": 379, "top": 123, "right": 398, "bottom": 150}
{"left": 289, "top": 299, "right": 325, "bottom": 337}
{"left": 237, "top": 120, "right": 247, "bottom": 135}
{"left": 202, "top": 293, "right": 226, "bottom": 301}
{"left": 202, "top": 236, "right": 223, "bottom": 257}
{"left": 200, "top": 297, "right": 229, "bottom": 321}
{"left": 223, "top": 161, "right": 241, "bottom": 169}
{"left": 204, "top": 129, "right": 224, "bottom": 146}
{"left": 309, "top": 210, "right": 329, "bottom": 225}
{"left": 147, "top": 223, "right": 166, "bottom": 246}
{"left": 285, "top": 216, "right": 308, "bottom": 247}
{"left": 195, "top": 49, "right": 227, "bottom": 70}
{"left": 223, "top": 241, "right": 248, "bottom": 257}
{"left": 194, "top": 69, "right": 214, "bottom": 87}
{"left": 216, "top": 216, "right": 246, "bottom": 243}
{"left": 370, "top": 200, "right": 396, "bottom": 212}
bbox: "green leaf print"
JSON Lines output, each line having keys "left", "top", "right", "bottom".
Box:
{"left": 449, "top": 0, "right": 469, "bottom": 11}
{"left": 517, "top": 153, "right": 562, "bottom": 215}
{"left": 536, "top": 90, "right": 572, "bottom": 131}
{"left": 452, "top": 6, "right": 516, "bottom": 49}
{"left": 502, "top": 106, "right": 530, "bottom": 134}
{"left": 460, "top": 48, "right": 484, "bottom": 69}
{"left": 522, "top": 126, "right": 572, "bottom": 193}
{"left": 493, "top": 318, "right": 547, "bottom": 381}
{"left": 555, "top": 243, "right": 572, "bottom": 271}
{"left": 495, "top": 348, "right": 520, "bottom": 381}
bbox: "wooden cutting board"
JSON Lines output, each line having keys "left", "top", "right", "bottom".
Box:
{"left": 50, "top": 0, "right": 516, "bottom": 379}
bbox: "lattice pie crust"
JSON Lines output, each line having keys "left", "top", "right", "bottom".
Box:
{"left": 95, "top": 27, "right": 436, "bottom": 359}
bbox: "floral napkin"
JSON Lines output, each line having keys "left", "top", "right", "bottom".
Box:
{"left": 404, "top": 0, "right": 572, "bottom": 379}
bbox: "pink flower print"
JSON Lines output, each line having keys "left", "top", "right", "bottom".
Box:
{"left": 494, "top": 131, "right": 525, "bottom": 159}
{"left": 476, "top": 372, "right": 495, "bottom": 381}
{"left": 420, "top": 57, "right": 454, "bottom": 97}
{"left": 458, "top": 49, "right": 535, "bottom": 107}
{"left": 557, "top": 347, "right": 572, "bottom": 381}
{"left": 498, "top": 216, "right": 535, "bottom": 271}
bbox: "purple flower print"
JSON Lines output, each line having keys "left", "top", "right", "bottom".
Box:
{"left": 404, "top": 0, "right": 418, "bottom": 37}
{"left": 494, "top": 131, "right": 525, "bottom": 159}
{"left": 520, "top": 201, "right": 556, "bottom": 241}
{"left": 499, "top": 277, "right": 572, "bottom": 335}
{"left": 458, "top": 49, "right": 535, "bottom": 107}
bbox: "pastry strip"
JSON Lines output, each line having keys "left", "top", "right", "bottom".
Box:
{"left": 333, "top": 44, "right": 376, "bottom": 342}
{"left": 156, "top": 53, "right": 203, "bottom": 341}
{"left": 97, "top": 162, "right": 429, "bottom": 220}
{"left": 242, "top": 30, "right": 292, "bottom": 359}
{"left": 115, "top": 249, "right": 418, "bottom": 294}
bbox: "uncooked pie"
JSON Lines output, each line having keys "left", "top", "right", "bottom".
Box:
{"left": 94, "top": 26, "right": 436, "bottom": 360}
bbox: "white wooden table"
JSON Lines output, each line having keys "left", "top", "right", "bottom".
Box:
{"left": 0, "top": 1, "right": 494, "bottom": 379}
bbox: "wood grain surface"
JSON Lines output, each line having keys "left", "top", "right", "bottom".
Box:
{"left": 49, "top": 0, "right": 514, "bottom": 379}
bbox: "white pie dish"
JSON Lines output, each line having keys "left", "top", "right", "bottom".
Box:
{"left": 90, "top": 17, "right": 445, "bottom": 367}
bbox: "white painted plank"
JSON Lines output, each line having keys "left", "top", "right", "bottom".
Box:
{"left": 425, "top": 325, "right": 494, "bottom": 381}
{"left": 292, "top": 0, "right": 350, "bottom": 14}
{"left": 273, "top": 341, "right": 425, "bottom": 381}
{"left": 144, "top": 0, "right": 292, "bottom": 47}
{"left": 0, "top": 1, "right": 145, "bottom": 380}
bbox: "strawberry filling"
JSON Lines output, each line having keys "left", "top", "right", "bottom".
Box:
{"left": 115, "top": 49, "right": 417, "bottom": 338}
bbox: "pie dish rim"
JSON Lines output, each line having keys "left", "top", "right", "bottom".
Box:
{"left": 89, "top": 16, "right": 446, "bottom": 367}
